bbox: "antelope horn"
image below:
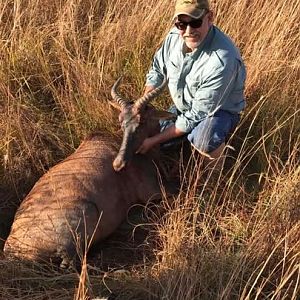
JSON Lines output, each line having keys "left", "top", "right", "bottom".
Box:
{"left": 134, "top": 78, "right": 168, "bottom": 112}
{"left": 111, "top": 77, "right": 129, "bottom": 108}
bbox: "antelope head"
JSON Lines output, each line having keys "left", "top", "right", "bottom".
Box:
{"left": 110, "top": 77, "right": 176, "bottom": 171}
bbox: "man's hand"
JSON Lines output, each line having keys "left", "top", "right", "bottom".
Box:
{"left": 136, "top": 125, "right": 186, "bottom": 154}
{"left": 143, "top": 85, "right": 155, "bottom": 96}
{"left": 136, "top": 137, "right": 157, "bottom": 154}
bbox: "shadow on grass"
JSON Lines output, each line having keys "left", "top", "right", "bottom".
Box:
{"left": 0, "top": 189, "right": 18, "bottom": 251}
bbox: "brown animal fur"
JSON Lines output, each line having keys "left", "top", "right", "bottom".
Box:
{"left": 4, "top": 134, "right": 163, "bottom": 266}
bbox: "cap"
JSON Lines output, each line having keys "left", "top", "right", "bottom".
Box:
{"left": 174, "top": 0, "right": 210, "bottom": 19}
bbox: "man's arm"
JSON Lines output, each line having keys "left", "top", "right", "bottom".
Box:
{"left": 145, "top": 30, "right": 176, "bottom": 88}
{"left": 143, "top": 85, "right": 156, "bottom": 96}
{"left": 136, "top": 124, "right": 185, "bottom": 154}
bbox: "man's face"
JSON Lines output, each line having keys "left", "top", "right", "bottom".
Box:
{"left": 176, "top": 11, "right": 213, "bottom": 50}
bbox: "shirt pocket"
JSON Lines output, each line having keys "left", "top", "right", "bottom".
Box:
{"left": 166, "top": 60, "right": 180, "bottom": 83}
{"left": 186, "top": 79, "right": 201, "bottom": 96}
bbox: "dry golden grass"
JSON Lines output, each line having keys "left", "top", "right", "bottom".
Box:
{"left": 0, "top": 0, "right": 299, "bottom": 299}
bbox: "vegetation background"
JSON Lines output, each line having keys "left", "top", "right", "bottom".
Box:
{"left": 0, "top": 0, "right": 299, "bottom": 299}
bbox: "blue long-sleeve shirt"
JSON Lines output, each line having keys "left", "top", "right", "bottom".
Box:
{"left": 146, "top": 25, "right": 246, "bottom": 133}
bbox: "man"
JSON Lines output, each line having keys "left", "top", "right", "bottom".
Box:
{"left": 137, "top": 0, "right": 246, "bottom": 171}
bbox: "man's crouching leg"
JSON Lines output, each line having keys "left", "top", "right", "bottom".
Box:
{"left": 201, "top": 142, "right": 226, "bottom": 172}
{"left": 191, "top": 142, "right": 226, "bottom": 180}
{"left": 187, "top": 110, "right": 240, "bottom": 180}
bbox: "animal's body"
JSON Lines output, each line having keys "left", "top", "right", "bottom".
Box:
{"left": 4, "top": 134, "right": 162, "bottom": 266}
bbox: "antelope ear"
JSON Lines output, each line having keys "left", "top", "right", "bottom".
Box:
{"left": 107, "top": 100, "right": 122, "bottom": 111}
{"left": 153, "top": 110, "right": 177, "bottom": 121}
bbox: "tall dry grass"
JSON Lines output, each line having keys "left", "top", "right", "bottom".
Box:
{"left": 0, "top": 0, "right": 299, "bottom": 299}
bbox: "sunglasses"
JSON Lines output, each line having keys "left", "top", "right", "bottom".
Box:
{"left": 174, "top": 18, "right": 204, "bottom": 31}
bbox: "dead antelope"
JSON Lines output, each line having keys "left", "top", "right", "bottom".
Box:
{"left": 4, "top": 78, "right": 175, "bottom": 268}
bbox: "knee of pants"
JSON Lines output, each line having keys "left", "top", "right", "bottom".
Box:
{"left": 187, "top": 131, "right": 225, "bottom": 153}
{"left": 187, "top": 110, "right": 240, "bottom": 153}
